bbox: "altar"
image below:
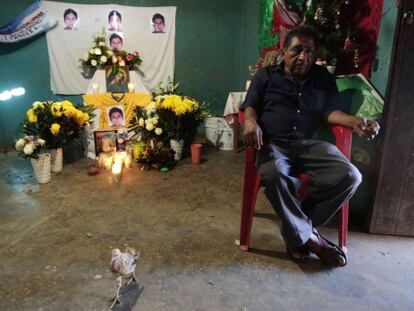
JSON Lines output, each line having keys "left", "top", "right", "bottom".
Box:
{"left": 83, "top": 70, "right": 152, "bottom": 159}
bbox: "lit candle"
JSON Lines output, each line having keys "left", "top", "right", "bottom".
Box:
{"left": 114, "top": 151, "right": 127, "bottom": 164}
{"left": 92, "top": 83, "right": 99, "bottom": 94}
{"left": 124, "top": 156, "right": 131, "bottom": 169}
{"left": 103, "top": 154, "right": 113, "bottom": 171}
{"left": 128, "top": 83, "right": 135, "bottom": 93}
{"left": 97, "top": 155, "right": 102, "bottom": 168}
{"left": 112, "top": 160, "right": 122, "bottom": 183}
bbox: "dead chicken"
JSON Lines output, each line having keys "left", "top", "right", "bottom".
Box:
{"left": 109, "top": 247, "right": 140, "bottom": 308}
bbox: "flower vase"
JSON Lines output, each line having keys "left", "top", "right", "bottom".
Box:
{"left": 31, "top": 153, "right": 51, "bottom": 184}
{"left": 170, "top": 139, "right": 184, "bottom": 161}
{"left": 50, "top": 148, "right": 63, "bottom": 173}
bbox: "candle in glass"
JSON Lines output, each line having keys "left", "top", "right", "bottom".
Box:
{"left": 103, "top": 154, "right": 113, "bottom": 171}
{"left": 112, "top": 160, "right": 122, "bottom": 183}
{"left": 124, "top": 155, "right": 131, "bottom": 169}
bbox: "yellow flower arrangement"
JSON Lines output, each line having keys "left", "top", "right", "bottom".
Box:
{"left": 151, "top": 91, "right": 210, "bottom": 141}
{"left": 155, "top": 95, "right": 197, "bottom": 116}
{"left": 19, "top": 100, "right": 93, "bottom": 149}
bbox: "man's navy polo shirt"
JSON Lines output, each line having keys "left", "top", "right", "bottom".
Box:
{"left": 240, "top": 63, "right": 344, "bottom": 142}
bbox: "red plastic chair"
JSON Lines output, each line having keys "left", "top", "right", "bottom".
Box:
{"left": 239, "top": 111, "right": 352, "bottom": 253}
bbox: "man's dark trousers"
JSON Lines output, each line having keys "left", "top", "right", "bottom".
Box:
{"left": 257, "top": 139, "right": 362, "bottom": 249}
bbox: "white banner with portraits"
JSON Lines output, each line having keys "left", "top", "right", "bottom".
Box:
{"left": 42, "top": 1, "right": 176, "bottom": 95}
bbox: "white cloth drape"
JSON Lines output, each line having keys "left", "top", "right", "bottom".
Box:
{"left": 42, "top": 1, "right": 176, "bottom": 94}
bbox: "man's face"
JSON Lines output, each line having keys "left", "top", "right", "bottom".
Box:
{"left": 64, "top": 13, "right": 77, "bottom": 29}
{"left": 109, "top": 15, "right": 121, "bottom": 30}
{"left": 110, "top": 38, "right": 123, "bottom": 51}
{"left": 153, "top": 18, "right": 165, "bottom": 32}
{"left": 283, "top": 36, "right": 315, "bottom": 79}
{"left": 110, "top": 112, "right": 123, "bottom": 126}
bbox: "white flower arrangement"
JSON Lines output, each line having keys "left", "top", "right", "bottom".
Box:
{"left": 80, "top": 29, "right": 142, "bottom": 73}
{"left": 130, "top": 101, "right": 165, "bottom": 143}
{"left": 15, "top": 136, "right": 46, "bottom": 159}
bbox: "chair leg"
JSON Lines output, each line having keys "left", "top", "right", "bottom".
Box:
{"left": 240, "top": 148, "right": 258, "bottom": 251}
{"left": 338, "top": 202, "right": 349, "bottom": 253}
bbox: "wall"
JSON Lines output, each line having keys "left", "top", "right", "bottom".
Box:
{"left": 0, "top": 0, "right": 259, "bottom": 149}
{"left": 370, "top": 0, "right": 398, "bottom": 97}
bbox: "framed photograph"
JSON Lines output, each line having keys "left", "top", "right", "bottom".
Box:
{"left": 105, "top": 66, "right": 129, "bottom": 93}
{"left": 94, "top": 130, "right": 117, "bottom": 156}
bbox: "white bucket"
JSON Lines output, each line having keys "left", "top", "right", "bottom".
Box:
{"left": 205, "top": 117, "right": 233, "bottom": 150}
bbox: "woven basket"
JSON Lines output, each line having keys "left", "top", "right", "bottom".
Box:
{"left": 31, "top": 153, "right": 51, "bottom": 184}
{"left": 50, "top": 148, "right": 63, "bottom": 173}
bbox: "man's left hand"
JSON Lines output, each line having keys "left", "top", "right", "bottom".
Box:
{"left": 353, "top": 117, "right": 380, "bottom": 141}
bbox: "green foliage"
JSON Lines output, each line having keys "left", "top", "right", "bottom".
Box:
{"left": 136, "top": 141, "right": 176, "bottom": 171}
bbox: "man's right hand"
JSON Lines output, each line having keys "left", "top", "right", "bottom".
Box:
{"left": 243, "top": 119, "right": 263, "bottom": 150}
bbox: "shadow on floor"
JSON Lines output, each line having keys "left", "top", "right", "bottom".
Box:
{"left": 111, "top": 283, "right": 144, "bottom": 311}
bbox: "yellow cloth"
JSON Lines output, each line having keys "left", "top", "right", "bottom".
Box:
{"left": 83, "top": 93, "right": 152, "bottom": 129}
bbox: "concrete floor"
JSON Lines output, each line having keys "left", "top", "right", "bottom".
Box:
{"left": 1, "top": 148, "right": 413, "bottom": 311}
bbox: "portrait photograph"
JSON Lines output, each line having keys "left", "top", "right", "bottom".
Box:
{"left": 151, "top": 13, "right": 165, "bottom": 33}
{"left": 107, "top": 105, "right": 126, "bottom": 128}
{"left": 108, "top": 32, "right": 124, "bottom": 51}
{"left": 63, "top": 8, "right": 79, "bottom": 30}
{"left": 94, "top": 130, "right": 117, "bottom": 156}
{"left": 108, "top": 9, "right": 123, "bottom": 31}
{"left": 105, "top": 67, "right": 129, "bottom": 93}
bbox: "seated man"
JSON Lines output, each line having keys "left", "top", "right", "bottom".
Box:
{"left": 241, "top": 25, "right": 379, "bottom": 267}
